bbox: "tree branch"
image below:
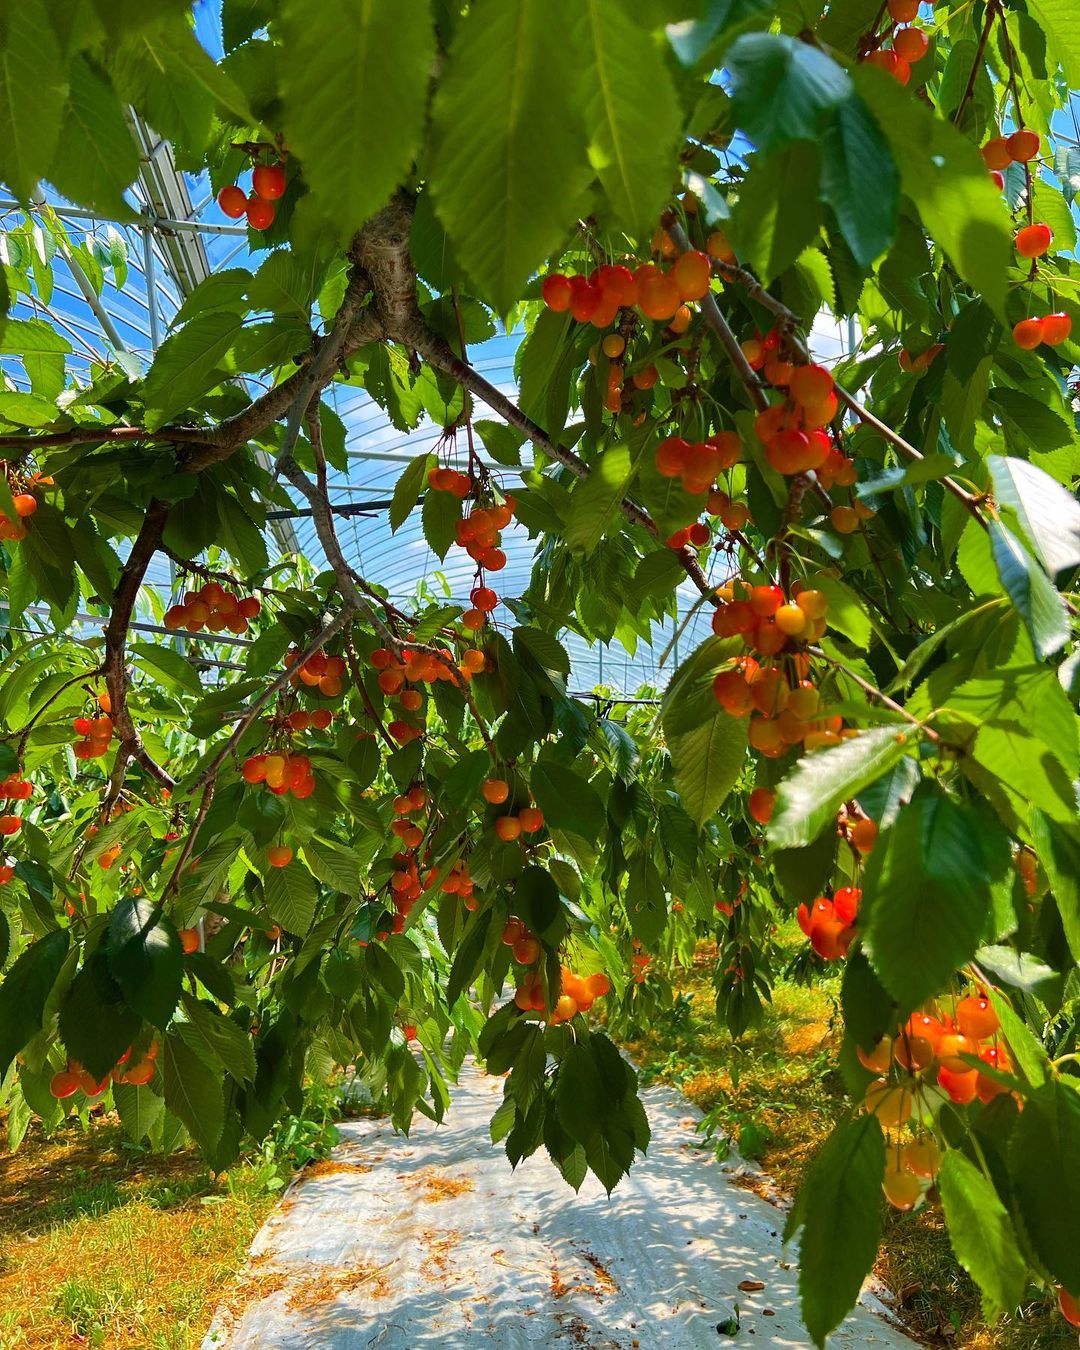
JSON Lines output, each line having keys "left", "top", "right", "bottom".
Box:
{"left": 399, "top": 315, "right": 717, "bottom": 602}
{"left": 808, "top": 645, "right": 941, "bottom": 742}
{"left": 103, "top": 499, "right": 176, "bottom": 794}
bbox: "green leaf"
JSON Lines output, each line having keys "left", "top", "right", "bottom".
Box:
{"left": 430, "top": 0, "right": 592, "bottom": 312}
{"left": 988, "top": 454, "right": 1080, "bottom": 578}
{"left": 531, "top": 760, "right": 606, "bottom": 842}
{"left": 58, "top": 954, "right": 141, "bottom": 1080}
{"left": 661, "top": 639, "right": 748, "bottom": 828}
{"left": 301, "top": 837, "right": 361, "bottom": 894}
{"left": 855, "top": 65, "right": 1012, "bottom": 316}
{"left": 441, "top": 748, "right": 490, "bottom": 810}
{"left": 110, "top": 18, "right": 255, "bottom": 157}
{"left": 248, "top": 249, "right": 321, "bottom": 322}
{"left": 47, "top": 55, "right": 140, "bottom": 220}
{"left": 785, "top": 1114, "right": 885, "bottom": 1349}
{"left": 768, "top": 727, "right": 912, "bottom": 850}
{"left": 474, "top": 420, "right": 524, "bottom": 467}
{"left": 177, "top": 992, "right": 257, "bottom": 1083}
{"left": 141, "top": 311, "right": 246, "bottom": 429}
{"left": 0, "top": 0, "right": 66, "bottom": 202}
{"left": 581, "top": 0, "right": 684, "bottom": 237}
{"left": 447, "top": 912, "right": 493, "bottom": 1007}
{"left": 162, "top": 1031, "right": 224, "bottom": 1152}
{"left": 625, "top": 854, "right": 666, "bottom": 947}
{"left": 0, "top": 930, "right": 69, "bottom": 1077}
{"left": 974, "top": 945, "right": 1060, "bottom": 999}
{"left": 1030, "top": 813, "right": 1080, "bottom": 966}
{"left": 840, "top": 949, "right": 897, "bottom": 1052}
{"left": 729, "top": 33, "right": 850, "bottom": 151}
{"left": 264, "top": 864, "right": 317, "bottom": 936}
{"left": 819, "top": 93, "right": 897, "bottom": 266}
{"left": 1027, "top": 0, "right": 1080, "bottom": 87}
{"left": 861, "top": 793, "right": 1009, "bottom": 1008}
{"left": 132, "top": 641, "right": 203, "bottom": 697}
{"left": 1011, "top": 1081, "right": 1080, "bottom": 1293}
{"left": 0, "top": 318, "right": 71, "bottom": 359}
{"left": 667, "top": 0, "right": 769, "bottom": 66}
{"left": 113, "top": 1082, "right": 165, "bottom": 1144}
{"left": 938, "top": 1151, "right": 1028, "bottom": 1318}
{"left": 105, "top": 898, "right": 183, "bottom": 1030}
{"left": 735, "top": 143, "right": 823, "bottom": 284}
{"left": 988, "top": 519, "right": 1069, "bottom": 660}
{"left": 171, "top": 270, "right": 251, "bottom": 328}
{"left": 513, "top": 627, "right": 571, "bottom": 677}
{"left": 421, "top": 487, "right": 461, "bottom": 561}
{"left": 563, "top": 445, "right": 635, "bottom": 556}
{"left": 281, "top": 0, "right": 434, "bottom": 240}
{"left": 990, "top": 992, "right": 1049, "bottom": 1089}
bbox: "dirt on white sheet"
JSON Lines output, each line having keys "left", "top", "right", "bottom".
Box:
{"left": 203, "top": 1060, "right": 917, "bottom": 1348}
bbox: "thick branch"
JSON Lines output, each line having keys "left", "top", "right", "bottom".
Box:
{"left": 0, "top": 425, "right": 210, "bottom": 452}
{"left": 103, "top": 499, "right": 176, "bottom": 793}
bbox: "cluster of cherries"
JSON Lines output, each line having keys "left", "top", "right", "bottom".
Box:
{"left": 796, "top": 886, "right": 863, "bottom": 960}
{"left": 898, "top": 343, "right": 943, "bottom": 373}
{"left": 862, "top": 0, "right": 931, "bottom": 85}
{"left": 655, "top": 432, "right": 752, "bottom": 547}
{"left": 631, "top": 940, "right": 651, "bottom": 984}
{"left": 1012, "top": 312, "right": 1071, "bottom": 351}
{"left": 751, "top": 357, "right": 840, "bottom": 474}
{"left": 426, "top": 465, "right": 471, "bottom": 499}
{"left": 859, "top": 992, "right": 1013, "bottom": 1209}
{"left": 371, "top": 642, "right": 467, "bottom": 744}
{"left": 482, "top": 777, "right": 544, "bottom": 841}
{"left": 164, "top": 582, "right": 261, "bottom": 636}
{"left": 216, "top": 161, "right": 287, "bottom": 231}
{"left": 50, "top": 1040, "right": 159, "bottom": 1100}
{"left": 241, "top": 750, "right": 316, "bottom": 798}
{"left": 72, "top": 691, "right": 115, "bottom": 761}
{"left": 511, "top": 929, "right": 611, "bottom": 1021}
{"left": 710, "top": 582, "right": 851, "bottom": 756}
{"left": 982, "top": 128, "right": 1041, "bottom": 174}
{"left": 286, "top": 646, "right": 347, "bottom": 698}
{"left": 0, "top": 774, "right": 32, "bottom": 804}
{"left": 541, "top": 247, "right": 714, "bottom": 326}
{"left": 391, "top": 784, "right": 430, "bottom": 850}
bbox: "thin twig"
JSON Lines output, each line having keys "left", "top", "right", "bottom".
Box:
{"left": 808, "top": 645, "right": 941, "bottom": 742}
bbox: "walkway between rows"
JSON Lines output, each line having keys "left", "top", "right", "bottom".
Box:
{"left": 204, "top": 1061, "right": 918, "bottom": 1348}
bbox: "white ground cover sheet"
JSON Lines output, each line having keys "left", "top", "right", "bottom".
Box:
{"left": 204, "top": 1061, "right": 918, "bottom": 1348}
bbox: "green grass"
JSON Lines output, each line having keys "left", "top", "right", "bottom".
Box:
{"left": 622, "top": 937, "right": 1074, "bottom": 1350}
{"left": 0, "top": 1121, "right": 275, "bottom": 1349}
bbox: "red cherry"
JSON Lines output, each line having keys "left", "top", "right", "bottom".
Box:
{"left": 246, "top": 196, "right": 275, "bottom": 231}
{"left": 1015, "top": 223, "right": 1052, "bottom": 258}
{"left": 541, "top": 274, "right": 572, "bottom": 312}
{"left": 1012, "top": 317, "right": 1045, "bottom": 350}
{"left": 252, "top": 163, "right": 287, "bottom": 201}
{"left": 217, "top": 184, "right": 247, "bottom": 218}
{"left": 893, "top": 27, "right": 929, "bottom": 63}
{"left": 990, "top": 170, "right": 1005, "bottom": 191}
{"left": 1042, "top": 312, "right": 1072, "bottom": 346}
{"left": 1006, "top": 129, "right": 1040, "bottom": 163}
